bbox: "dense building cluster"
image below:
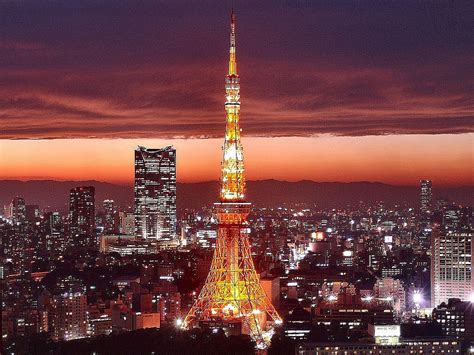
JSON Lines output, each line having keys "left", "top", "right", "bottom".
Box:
{"left": 1, "top": 9, "right": 472, "bottom": 354}
{"left": 1, "top": 178, "right": 473, "bottom": 353}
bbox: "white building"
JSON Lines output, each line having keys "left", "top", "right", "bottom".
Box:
{"left": 431, "top": 228, "right": 473, "bottom": 307}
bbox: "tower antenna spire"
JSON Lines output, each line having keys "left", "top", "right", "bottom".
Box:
{"left": 228, "top": 8, "right": 237, "bottom": 76}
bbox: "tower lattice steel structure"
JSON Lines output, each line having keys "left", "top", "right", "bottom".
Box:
{"left": 183, "top": 10, "right": 282, "bottom": 348}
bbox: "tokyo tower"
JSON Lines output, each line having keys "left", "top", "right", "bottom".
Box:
{"left": 183, "top": 10, "right": 282, "bottom": 349}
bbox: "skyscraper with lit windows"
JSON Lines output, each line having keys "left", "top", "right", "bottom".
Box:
{"left": 431, "top": 227, "right": 473, "bottom": 307}
{"left": 420, "top": 180, "right": 432, "bottom": 215}
{"left": 103, "top": 199, "right": 116, "bottom": 234}
{"left": 134, "top": 146, "right": 176, "bottom": 242}
{"left": 10, "top": 196, "right": 26, "bottom": 224}
{"left": 69, "top": 186, "right": 96, "bottom": 248}
{"left": 51, "top": 292, "right": 88, "bottom": 341}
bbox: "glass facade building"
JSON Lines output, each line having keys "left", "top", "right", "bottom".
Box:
{"left": 134, "top": 146, "right": 176, "bottom": 241}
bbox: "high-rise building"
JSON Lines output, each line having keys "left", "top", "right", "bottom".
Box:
{"left": 431, "top": 227, "right": 473, "bottom": 307}
{"left": 420, "top": 180, "right": 432, "bottom": 215}
{"left": 10, "top": 196, "right": 26, "bottom": 224}
{"left": 103, "top": 199, "right": 116, "bottom": 234}
{"left": 6, "top": 197, "right": 28, "bottom": 273}
{"left": 51, "top": 292, "right": 88, "bottom": 341}
{"left": 184, "top": 11, "right": 281, "bottom": 349}
{"left": 134, "top": 146, "right": 176, "bottom": 241}
{"left": 69, "top": 186, "right": 96, "bottom": 248}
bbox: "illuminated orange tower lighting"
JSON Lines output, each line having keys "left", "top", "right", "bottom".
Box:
{"left": 183, "top": 10, "right": 282, "bottom": 348}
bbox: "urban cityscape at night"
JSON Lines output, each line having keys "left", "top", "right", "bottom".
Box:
{"left": 1, "top": 1, "right": 473, "bottom": 354}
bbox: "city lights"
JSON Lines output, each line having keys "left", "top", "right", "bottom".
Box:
{"left": 1, "top": 2, "right": 472, "bottom": 354}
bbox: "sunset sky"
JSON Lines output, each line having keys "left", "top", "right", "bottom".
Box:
{"left": 1, "top": 1, "right": 472, "bottom": 186}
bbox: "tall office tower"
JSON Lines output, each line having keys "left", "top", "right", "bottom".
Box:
{"left": 184, "top": 12, "right": 281, "bottom": 349}
{"left": 134, "top": 146, "right": 176, "bottom": 241}
{"left": 103, "top": 199, "right": 116, "bottom": 234}
{"left": 431, "top": 227, "right": 473, "bottom": 307}
{"left": 10, "top": 196, "right": 26, "bottom": 224}
{"left": 69, "top": 186, "right": 96, "bottom": 248}
{"left": 6, "top": 197, "right": 28, "bottom": 273}
{"left": 420, "top": 180, "right": 432, "bottom": 215}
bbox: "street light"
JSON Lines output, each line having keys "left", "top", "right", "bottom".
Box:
{"left": 412, "top": 290, "right": 424, "bottom": 317}
{"left": 327, "top": 295, "right": 337, "bottom": 302}
{"left": 362, "top": 295, "right": 374, "bottom": 302}
{"left": 413, "top": 290, "right": 423, "bottom": 305}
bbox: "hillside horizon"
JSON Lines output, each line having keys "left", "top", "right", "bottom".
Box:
{"left": 2, "top": 178, "right": 472, "bottom": 188}
{"left": 1, "top": 179, "right": 472, "bottom": 213}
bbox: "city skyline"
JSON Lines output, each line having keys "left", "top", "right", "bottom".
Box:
{"left": 1, "top": 1, "right": 472, "bottom": 187}
{"left": 1, "top": 2, "right": 473, "bottom": 353}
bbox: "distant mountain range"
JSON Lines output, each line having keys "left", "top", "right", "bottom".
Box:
{"left": 0, "top": 180, "right": 472, "bottom": 212}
